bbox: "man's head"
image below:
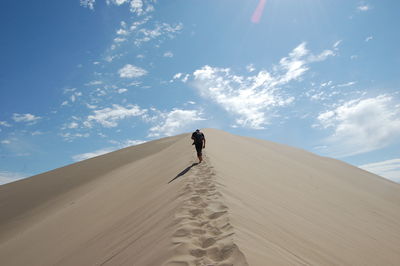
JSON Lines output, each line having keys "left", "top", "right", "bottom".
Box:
{"left": 196, "top": 129, "right": 200, "bottom": 132}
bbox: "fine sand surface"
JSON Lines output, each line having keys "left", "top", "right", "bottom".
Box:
{"left": 1, "top": 128, "right": 400, "bottom": 265}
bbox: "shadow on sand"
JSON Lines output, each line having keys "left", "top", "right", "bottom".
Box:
{"left": 168, "top": 163, "right": 198, "bottom": 184}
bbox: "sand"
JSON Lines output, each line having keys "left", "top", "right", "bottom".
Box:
{"left": 1, "top": 128, "right": 400, "bottom": 265}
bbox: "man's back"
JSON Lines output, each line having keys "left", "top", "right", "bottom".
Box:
{"left": 192, "top": 130, "right": 204, "bottom": 144}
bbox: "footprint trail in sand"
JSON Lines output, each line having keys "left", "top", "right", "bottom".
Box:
{"left": 165, "top": 159, "right": 248, "bottom": 266}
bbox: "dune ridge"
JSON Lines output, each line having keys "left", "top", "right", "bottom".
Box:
{"left": 1, "top": 128, "right": 400, "bottom": 265}
{"left": 166, "top": 158, "right": 248, "bottom": 266}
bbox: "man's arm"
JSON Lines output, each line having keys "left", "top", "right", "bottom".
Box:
{"left": 203, "top": 137, "right": 206, "bottom": 148}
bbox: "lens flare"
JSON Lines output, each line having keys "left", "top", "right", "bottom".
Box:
{"left": 251, "top": 0, "right": 267, "bottom": 23}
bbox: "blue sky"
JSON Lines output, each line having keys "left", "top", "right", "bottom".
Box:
{"left": 1, "top": 0, "right": 399, "bottom": 184}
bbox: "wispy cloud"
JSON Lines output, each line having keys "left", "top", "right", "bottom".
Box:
{"left": 336, "top": 81, "right": 357, "bottom": 88}
{"left": 148, "top": 109, "right": 205, "bottom": 137}
{"left": 80, "top": 0, "right": 95, "bottom": 10}
{"left": 86, "top": 104, "right": 147, "bottom": 127}
{"left": 72, "top": 147, "right": 115, "bottom": 161}
{"left": 0, "top": 121, "right": 11, "bottom": 127}
{"left": 357, "top": 4, "right": 371, "bottom": 11}
{"left": 317, "top": 95, "right": 400, "bottom": 157}
{"left": 365, "top": 36, "right": 373, "bottom": 42}
{"left": 72, "top": 138, "right": 146, "bottom": 161}
{"left": 359, "top": 159, "right": 400, "bottom": 183}
{"left": 163, "top": 51, "right": 173, "bottom": 58}
{"left": 85, "top": 80, "right": 103, "bottom": 86}
{"left": 171, "top": 72, "right": 189, "bottom": 83}
{"left": 134, "top": 22, "right": 183, "bottom": 46}
{"left": 85, "top": 0, "right": 155, "bottom": 15}
{"left": 12, "top": 113, "right": 41, "bottom": 125}
{"left": 246, "top": 64, "right": 256, "bottom": 72}
{"left": 118, "top": 64, "right": 147, "bottom": 78}
{"left": 60, "top": 132, "right": 90, "bottom": 142}
{"left": 0, "top": 170, "right": 28, "bottom": 185}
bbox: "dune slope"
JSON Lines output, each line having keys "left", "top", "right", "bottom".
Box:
{"left": 1, "top": 128, "right": 400, "bottom": 265}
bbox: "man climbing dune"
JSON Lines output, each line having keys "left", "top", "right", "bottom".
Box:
{"left": 191, "top": 129, "right": 206, "bottom": 163}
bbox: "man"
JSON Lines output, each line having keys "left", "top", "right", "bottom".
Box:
{"left": 191, "top": 129, "right": 206, "bottom": 163}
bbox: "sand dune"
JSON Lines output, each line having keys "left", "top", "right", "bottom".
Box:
{"left": 1, "top": 128, "right": 400, "bottom": 265}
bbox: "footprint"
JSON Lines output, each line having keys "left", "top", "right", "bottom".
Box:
{"left": 200, "top": 237, "right": 216, "bottom": 248}
{"left": 190, "top": 249, "right": 206, "bottom": 258}
{"left": 195, "top": 189, "right": 208, "bottom": 194}
{"left": 208, "top": 211, "right": 227, "bottom": 220}
{"left": 205, "top": 225, "right": 222, "bottom": 236}
{"left": 173, "top": 228, "right": 190, "bottom": 237}
{"left": 190, "top": 196, "right": 202, "bottom": 203}
{"left": 207, "top": 245, "right": 235, "bottom": 262}
{"left": 189, "top": 209, "right": 204, "bottom": 217}
{"left": 164, "top": 261, "right": 189, "bottom": 266}
{"left": 192, "top": 229, "right": 206, "bottom": 235}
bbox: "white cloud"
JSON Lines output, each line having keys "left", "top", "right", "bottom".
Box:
{"left": 163, "top": 51, "right": 173, "bottom": 57}
{"left": 333, "top": 40, "right": 342, "bottom": 49}
{"left": 12, "top": 113, "right": 41, "bottom": 124}
{"left": 117, "top": 88, "right": 128, "bottom": 93}
{"left": 336, "top": 81, "right": 357, "bottom": 88}
{"left": 31, "top": 131, "right": 43, "bottom": 136}
{"left": 148, "top": 109, "right": 205, "bottom": 137}
{"left": 359, "top": 159, "right": 400, "bottom": 183}
{"left": 173, "top": 73, "right": 182, "bottom": 80}
{"left": 80, "top": 0, "right": 95, "bottom": 10}
{"left": 365, "top": 36, "right": 373, "bottom": 42}
{"left": 0, "top": 121, "right": 11, "bottom": 127}
{"left": 357, "top": 4, "right": 371, "bottom": 11}
{"left": 72, "top": 138, "right": 146, "bottom": 162}
{"left": 134, "top": 22, "right": 183, "bottom": 46}
{"left": 117, "top": 28, "right": 128, "bottom": 35}
{"left": 114, "top": 37, "right": 126, "bottom": 43}
{"left": 85, "top": 80, "right": 103, "bottom": 86}
{"left": 60, "top": 132, "right": 90, "bottom": 142}
{"left": 246, "top": 64, "right": 256, "bottom": 72}
{"left": 118, "top": 139, "right": 147, "bottom": 147}
{"left": 86, "top": 104, "right": 147, "bottom": 127}
{"left": 193, "top": 65, "right": 293, "bottom": 129}
{"left": 72, "top": 148, "right": 115, "bottom": 162}
{"left": 191, "top": 43, "right": 335, "bottom": 129}
{"left": 1, "top": 140, "right": 11, "bottom": 144}
{"left": 105, "top": 0, "right": 154, "bottom": 15}
{"left": 0, "top": 171, "right": 27, "bottom": 185}
{"left": 317, "top": 95, "right": 400, "bottom": 157}
{"left": 118, "top": 64, "right": 147, "bottom": 78}
{"left": 107, "top": 0, "right": 129, "bottom": 6}
{"left": 130, "top": 0, "right": 144, "bottom": 15}
{"left": 70, "top": 92, "right": 82, "bottom": 103}
{"left": 123, "top": 139, "right": 146, "bottom": 146}
{"left": 67, "top": 122, "right": 79, "bottom": 129}
{"left": 171, "top": 72, "right": 189, "bottom": 83}
{"left": 86, "top": 103, "right": 97, "bottom": 109}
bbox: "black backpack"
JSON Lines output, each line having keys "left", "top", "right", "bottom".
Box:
{"left": 193, "top": 131, "right": 204, "bottom": 144}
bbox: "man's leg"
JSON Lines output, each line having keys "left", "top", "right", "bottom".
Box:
{"left": 195, "top": 144, "right": 203, "bottom": 163}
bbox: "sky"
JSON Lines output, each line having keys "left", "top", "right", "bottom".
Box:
{"left": 1, "top": 0, "right": 399, "bottom": 184}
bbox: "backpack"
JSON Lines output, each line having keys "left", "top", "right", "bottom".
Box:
{"left": 193, "top": 131, "right": 204, "bottom": 144}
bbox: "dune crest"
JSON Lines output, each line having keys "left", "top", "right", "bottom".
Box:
{"left": 1, "top": 128, "right": 400, "bottom": 265}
